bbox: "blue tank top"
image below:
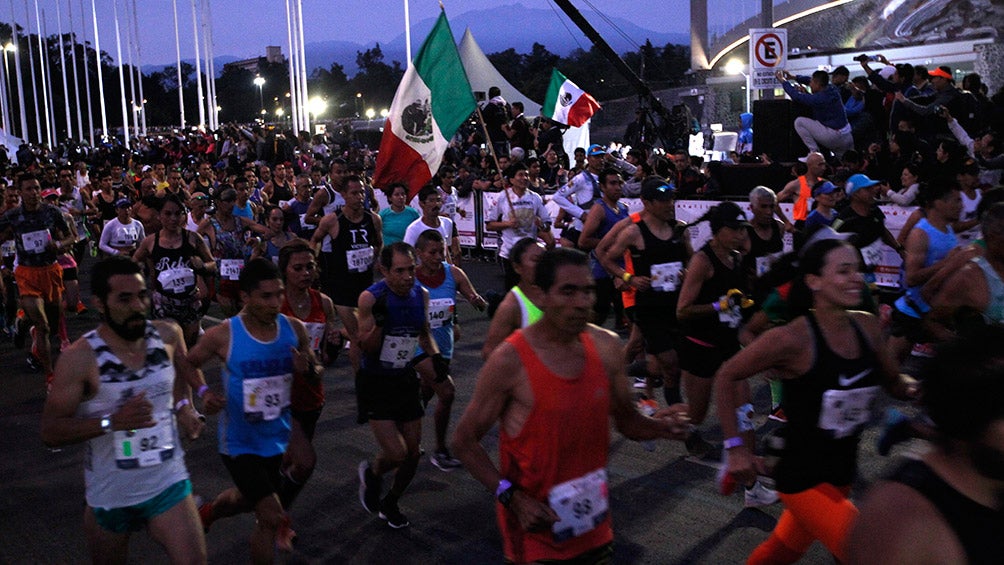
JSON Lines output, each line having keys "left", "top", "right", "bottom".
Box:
{"left": 362, "top": 279, "right": 426, "bottom": 375}
{"left": 219, "top": 314, "right": 298, "bottom": 457}
{"left": 590, "top": 200, "right": 629, "bottom": 279}
{"left": 895, "top": 218, "right": 957, "bottom": 317}
{"left": 417, "top": 263, "right": 457, "bottom": 359}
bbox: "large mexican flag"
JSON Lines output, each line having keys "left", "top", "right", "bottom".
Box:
{"left": 372, "top": 11, "right": 475, "bottom": 199}
{"left": 542, "top": 68, "right": 600, "bottom": 128}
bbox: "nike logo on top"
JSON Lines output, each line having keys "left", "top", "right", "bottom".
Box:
{"left": 838, "top": 369, "right": 872, "bottom": 387}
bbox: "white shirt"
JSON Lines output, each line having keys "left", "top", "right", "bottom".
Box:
{"left": 486, "top": 187, "right": 550, "bottom": 259}
{"left": 552, "top": 169, "right": 599, "bottom": 230}
{"left": 403, "top": 216, "right": 454, "bottom": 249}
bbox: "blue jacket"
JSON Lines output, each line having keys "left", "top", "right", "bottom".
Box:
{"left": 782, "top": 78, "right": 849, "bottom": 130}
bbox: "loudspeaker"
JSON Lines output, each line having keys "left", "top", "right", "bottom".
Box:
{"left": 752, "top": 99, "right": 808, "bottom": 162}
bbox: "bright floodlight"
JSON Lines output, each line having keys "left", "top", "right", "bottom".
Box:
{"left": 365, "top": 108, "right": 376, "bottom": 119}
{"left": 275, "top": 108, "right": 285, "bottom": 117}
{"left": 725, "top": 59, "right": 745, "bottom": 75}
{"left": 308, "top": 97, "right": 327, "bottom": 116}
{"left": 3, "top": 43, "right": 15, "bottom": 52}
{"left": 253, "top": 76, "right": 265, "bottom": 87}
{"left": 380, "top": 108, "right": 389, "bottom": 118}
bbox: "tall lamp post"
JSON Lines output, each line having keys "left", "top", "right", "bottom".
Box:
{"left": 253, "top": 75, "right": 266, "bottom": 117}
{"left": 725, "top": 58, "right": 750, "bottom": 114}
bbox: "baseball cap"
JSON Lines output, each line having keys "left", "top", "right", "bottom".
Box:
{"left": 711, "top": 201, "right": 750, "bottom": 232}
{"left": 798, "top": 226, "right": 851, "bottom": 258}
{"left": 877, "top": 65, "right": 897, "bottom": 80}
{"left": 640, "top": 176, "right": 676, "bottom": 201}
{"left": 929, "top": 67, "right": 952, "bottom": 80}
{"left": 845, "top": 174, "right": 880, "bottom": 196}
{"left": 141, "top": 164, "right": 152, "bottom": 173}
{"left": 812, "top": 180, "right": 838, "bottom": 197}
{"left": 587, "top": 144, "right": 607, "bottom": 157}
{"left": 115, "top": 197, "right": 132, "bottom": 208}
{"left": 41, "top": 188, "right": 60, "bottom": 199}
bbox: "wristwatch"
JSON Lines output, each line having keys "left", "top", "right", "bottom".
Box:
{"left": 496, "top": 479, "right": 517, "bottom": 508}
{"left": 100, "top": 414, "right": 113, "bottom": 434}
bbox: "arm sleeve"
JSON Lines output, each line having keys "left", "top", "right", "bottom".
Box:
{"left": 886, "top": 185, "right": 918, "bottom": 206}
{"left": 551, "top": 176, "right": 587, "bottom": 220}
{"left": 611, "top": 157, "right": 637, "bottom": 175}
{"left": 98, "top": 220, "right": 118, "bottom": 255}
{"left": 947, "top": 118, "right": 976, "bottom": 158}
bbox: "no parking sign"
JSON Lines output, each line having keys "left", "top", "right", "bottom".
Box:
{"left": 749, "top": 28, "right": 787, "bottom": 89}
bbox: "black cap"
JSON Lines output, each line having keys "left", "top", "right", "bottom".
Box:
{"left": 711, "top": 201, "right": 750, "bottom": 232}
{"left": 640, "top": 176, "right": 676, "bottom": 201}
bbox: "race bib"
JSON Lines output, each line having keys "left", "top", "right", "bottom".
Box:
{"left": 650, "top": 261, "right": 683, "bottom": 292}
{"left": 114, "top": 415, "right": 175, "bottom": 469}
{"left": 548, "top": 468, "right": 610, "bottom": 542}
{"left": 21, "top": 229, "right": 50, "bottom": 254}
{"left": 379, "top": 334, "right": 418, "bottom": 369}
{"left": 718, "top": 300, "right": 743, "bottom": 329}
{"left": 755, "top": 252, "right": 784, "bottom": 277}
{"left": 242, "top": 374, "right": 292, "bottom": 422}
{"left": 346, "top": 246, "right": 374, "bottom": 273}
{"left": 220, "top": 259, "right": 244, "bottom": 281}
{"left": 861, "top": 239, "right": 885, "bottom": 268}
{"left": 305, "top": 322, "right": 325, "bottom": 354}
{"left": 1, "top": 240, "right": 15, "bottom": 257}
{"left": 818, "top": 386, "right": 880, "bottom": 438}
{"left": 427, "top": 298, "right": 455, "bottom": 329}
{"left": 157, "top": 267, "right": 196, "bottom": 294}
{"left": 114, "top": 225, "right": 139, "bottom": 247}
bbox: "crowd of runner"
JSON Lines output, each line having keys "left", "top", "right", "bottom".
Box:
{"left": 2, "top": 79, "right": 1000, "bottom": 563}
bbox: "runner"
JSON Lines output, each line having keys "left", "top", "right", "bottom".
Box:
{"left": 40, "top": 256, "right": 222, "bottom": 564}
{"left": 413, "top": 229, "right": 488, "bottom": 471}
{"left": 579, "top": 168, "right": 629, "bottom": 327}
{"left": 311, "top": 174, "right": 383, "bottom": 373}
{"left": 0, "top": 172, "right": 74, "bottom": 386}
{"left": 484, "top": 162, "right": 553, "bottom": 290}
{"left": 402, "top": 185, "right": 460, "bottom": 264}
{"left": 452, "top": 248, "right": 691, "bottom": 564}
{"left": 133, "top": 194, "right": 216, "bottom": 347}
{"left": 715, "top": 237, "right": 918, "bottom": 564}
{"left": 481, "top": 237, "right": 545, "bottom": 359}
{"left": 98, "top": 198, "right": 145, "bottom": 257}
{"left": 356, "top": 242, "right": 443, "bottom": 529}
{"left": 198, "top": 187, "right": 267, "bottom": 317}
{"left": 187, "top": 258, "right": 320, "bottom": 560}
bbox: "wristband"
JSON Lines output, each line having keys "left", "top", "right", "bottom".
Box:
{"left": 495, "top": 479, "right": 513, "bottom": 497}
{"left": 621, "top": 271, "right": 632, "bottom": 283}
{"left": 197, "top": 385, "right": 209, "bottom": 398}
{"left": 174, "top": 398, "right": 190, "bottom": 412}
{"left": 712, "top": 300, "right": 722, "bottom": 312}
{"left": 723, "top": 436, "right": 744, "bottom": 449}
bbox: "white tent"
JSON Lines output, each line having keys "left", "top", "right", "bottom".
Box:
{"left": 457, "top": 28, "right": 589, "bottom": 159}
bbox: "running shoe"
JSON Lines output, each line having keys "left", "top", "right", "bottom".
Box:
{"left": 198, "top": 501, "right": 215, "bottom": 533}
{"left": 876, "top": 408, "right": 911, "bottom": 456}
{"left": 768, "top": 406, "right": 787, "bottom": 423}
{"left": 632, "top": 377, "right": 647, "bottom": 389}
{"left": 358, "top": 460, "right": 381, "bottom": 513}
{"left": 910, "top": 343, "right": 936, "bottom": 358}
{"left": 26, "top": 352, "right": 42, "bottom": 372}
{"left": 744, "top": 480, "right": 779, "bottom": 508}
{"left": 378, "top": 497, "right": 410, "bottom": 529}
{"left": 716, "top": 462, "right": 737, "bottom": 496}
{"left": 431, "top": 450, "right": 463, "bottom": 472}
{"left": 75, "top": 302, "right": 88, "bottom": 314}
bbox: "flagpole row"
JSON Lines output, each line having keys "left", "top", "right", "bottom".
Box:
{"left": 473, "top": 104, "right": 515, "bottom": 219}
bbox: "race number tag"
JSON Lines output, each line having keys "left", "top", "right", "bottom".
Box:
{"left": 21, "top": 229, "right": 50, "bottom": 254}
{"left": 305, "top": 322, "right": 325, "bottom": 354}
{"left": 818, "top": 386, "right": 880, "bottom": 438}
{"left": 157, "top": 268, "right": 195, "bottom": 294}
{"left": 242, "top": 374, "right": 292, "bottom": 422}
{"left": 220, "top": 259, "right": 244, "bottom": 281}
{"left": 346, "top": 247, "right": 374, "bottom": 273}
{"left": 379, "top": 335, "right": 418, "bottom": 369}
{"left": 718, "top": 298, "right": 743, "bottom": 329}
{"left": 548, "top": 468, "right": 610, "bottom": 542}
{"left": 755, "top": 252, "right": 784, "bottom": 277}
{"left": 427, "top": 298, "right": 455, "bottom": 329}
{"left": 861, "top": 240, "right": 885, "bottom": 268}
{"left": 650, "top": 261, "right": 683, "bottom": 292}
{"left": 1, "top": 240, "right": 15, "bottom": 257}
{"left": 114, "top": 225, "right": 139, "bottom": 247}
{"left": 114, "top": 415, "right": 175, "bottom": 469}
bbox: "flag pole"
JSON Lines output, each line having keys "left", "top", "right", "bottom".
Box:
{"left": 111, "top": 0, "right": 129, "bottom": 148}
{"left": 90, "top": 0, "right": 108, "bottom": 140}
{"left": 24, "top": 0, "right": 40, "bottom": 143}
{"left": 10, "top": 0, "right": 28, "bottom": 141}
{"left": 403, "top": 0, "right": 411, "bottom": 64}
{"left": 473, "top": 104, "right": 516, "bottom": 219}
{"left": 67, "top": 0, "right": 84, "bottom": 141}
{"left": 55, "top": 1, "right": 73, "bottom": 141}
{"left": 39, "top": 6, "right": 56, "bottom": 145}
{"left": 171, "top": 0, "right": 184, "bottom": 128}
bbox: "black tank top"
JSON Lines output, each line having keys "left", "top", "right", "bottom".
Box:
{"left": 330, "top": 213, "right": 377, "bottom": 276}
{"left": 272, "top": 181, "right": 293, "bottom": 203}
{"left": 96, "top": 192, "right": 119, "bottom": 222}
{"left": 683, "top": 244, "right": 748, "bottom": 344}
{"left": 150, "top": 230, "right": 199, "bottom": 296}
{"left": 630, "top": 219, "right": 688, "bottom": 313}
{"left": 887, "top": 458, "right": 1004, "bottom": 565}
{"left": 775, "top": 312, "right": 880, "bottom": 493}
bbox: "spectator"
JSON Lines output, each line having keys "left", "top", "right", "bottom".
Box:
{"left": 878, "top": 163, "right": 923, "bottom": 206}
{"left": 777, "top": 69, "right": 853, "bottom": 158}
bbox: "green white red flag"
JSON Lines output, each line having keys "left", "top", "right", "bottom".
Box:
{"left": 372, "top": 11, "right": 476, "bottom": 199}
{"left": 542, "top": 68, "right": 600, "bottom": 127}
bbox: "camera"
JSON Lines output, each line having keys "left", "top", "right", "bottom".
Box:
{"left": 853, "top": 54, "right": 877, "bottom": 63}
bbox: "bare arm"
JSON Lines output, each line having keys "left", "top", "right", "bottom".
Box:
{"left": 451, "top": 265, "right": 487, "bottom": 311}
{"left": 482, "top": 292, "right": 521, "bottom": 360}
{"left": 577, "top": 201, "right": 606, "bottom": 251}
{"left": 303, "top": 187, "right": 329, "bottom": 226}
{"left": 676, "top": 251, "right": 714, "bottom": 321}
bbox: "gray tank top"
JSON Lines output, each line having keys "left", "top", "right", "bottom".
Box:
{"left": 77, "top": 323, "right": 188, "bottom": 509}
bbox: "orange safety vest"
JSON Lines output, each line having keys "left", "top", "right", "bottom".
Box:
{"left": 793, "top": 175, "right": 812, "bottom": 221}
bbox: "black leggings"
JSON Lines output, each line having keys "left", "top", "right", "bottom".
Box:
{"left": 592, "top": 276, "right": 623, "bottom": 327}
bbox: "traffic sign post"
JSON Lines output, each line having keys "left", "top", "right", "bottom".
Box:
{"left": 749, "top": 28, "right": 787, "bottom": 89}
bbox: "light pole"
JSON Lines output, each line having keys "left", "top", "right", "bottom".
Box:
{"left": 253, "top": 75, "right": 266, "bottom": 116}
{"left": 725, "top": 58, "right": 750, "bottom": 114}
{"left": 2, "top": 43, "right": 14, "bottom": 136}
{"left": 355, "top": 92, "right": 362, "bottom": 117}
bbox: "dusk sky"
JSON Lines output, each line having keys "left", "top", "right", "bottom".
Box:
{"left": 6, "top": 0, "right": 765, "bottom": 66}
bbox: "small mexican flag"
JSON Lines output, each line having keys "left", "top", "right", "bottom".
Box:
{"left": 542, "top": 68, "right": 600, "bottom": 127}
{"left": 373, "top": 11, "right": 476, "bottom": 199}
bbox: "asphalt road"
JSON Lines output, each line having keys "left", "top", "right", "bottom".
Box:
{"left": 0, "top": 252, "right": 920, "bottom": 564}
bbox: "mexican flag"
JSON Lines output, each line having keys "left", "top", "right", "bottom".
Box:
{"left": 542, "top": 68, "right": 600, "bottom": 127}
{"left": 373, "top": 11, "right": 475, "bottom": 199}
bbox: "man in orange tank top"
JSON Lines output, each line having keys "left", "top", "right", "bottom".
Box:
{"left": 775, "top": 152, "right": 827, "bottom": 231}
{"left": 452, "top": 248, "right": 692, "bottom": 564}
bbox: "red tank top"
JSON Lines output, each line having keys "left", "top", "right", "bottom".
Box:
{"left": 793, "top": 175, "right": 812, "bottom": 221}
{"left": 498, "top": 330, "right": 612, "bottom": 562}
{"left": 281, "top": 288, "right": 326, "bottom": 411}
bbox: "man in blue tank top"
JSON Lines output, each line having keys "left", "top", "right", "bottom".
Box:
{"left": 414, "top": 230, "right": 488, "bottom": 472}
{"left": 186, "top": 258, "right": 320, "bottom": 559}
{"left": 356, "top": 242, "right": 443, "bottom": 529}
{"left": 41, "top": 256, "right": 220, "bottom": 564}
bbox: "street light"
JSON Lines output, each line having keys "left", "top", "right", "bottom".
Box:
{"left": 725, "top": 58, "right": 750, "bottom": 113}
{"left": 253, "top": 75, "right": 265, "bottom": 114}
{"left": 308, "top": 96, "right": 327, "bottom": 117}
{"left": 275, "top": 108, "right": 284, "bottom": 118}
{"left": 365, "top": 108, "right": 375, "bottom": 120}
{"left": 355, "top": 92, "right": 362, "bottom": 117}
{"left": 379, "top": 108, "right": 389, "bottom": 118}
